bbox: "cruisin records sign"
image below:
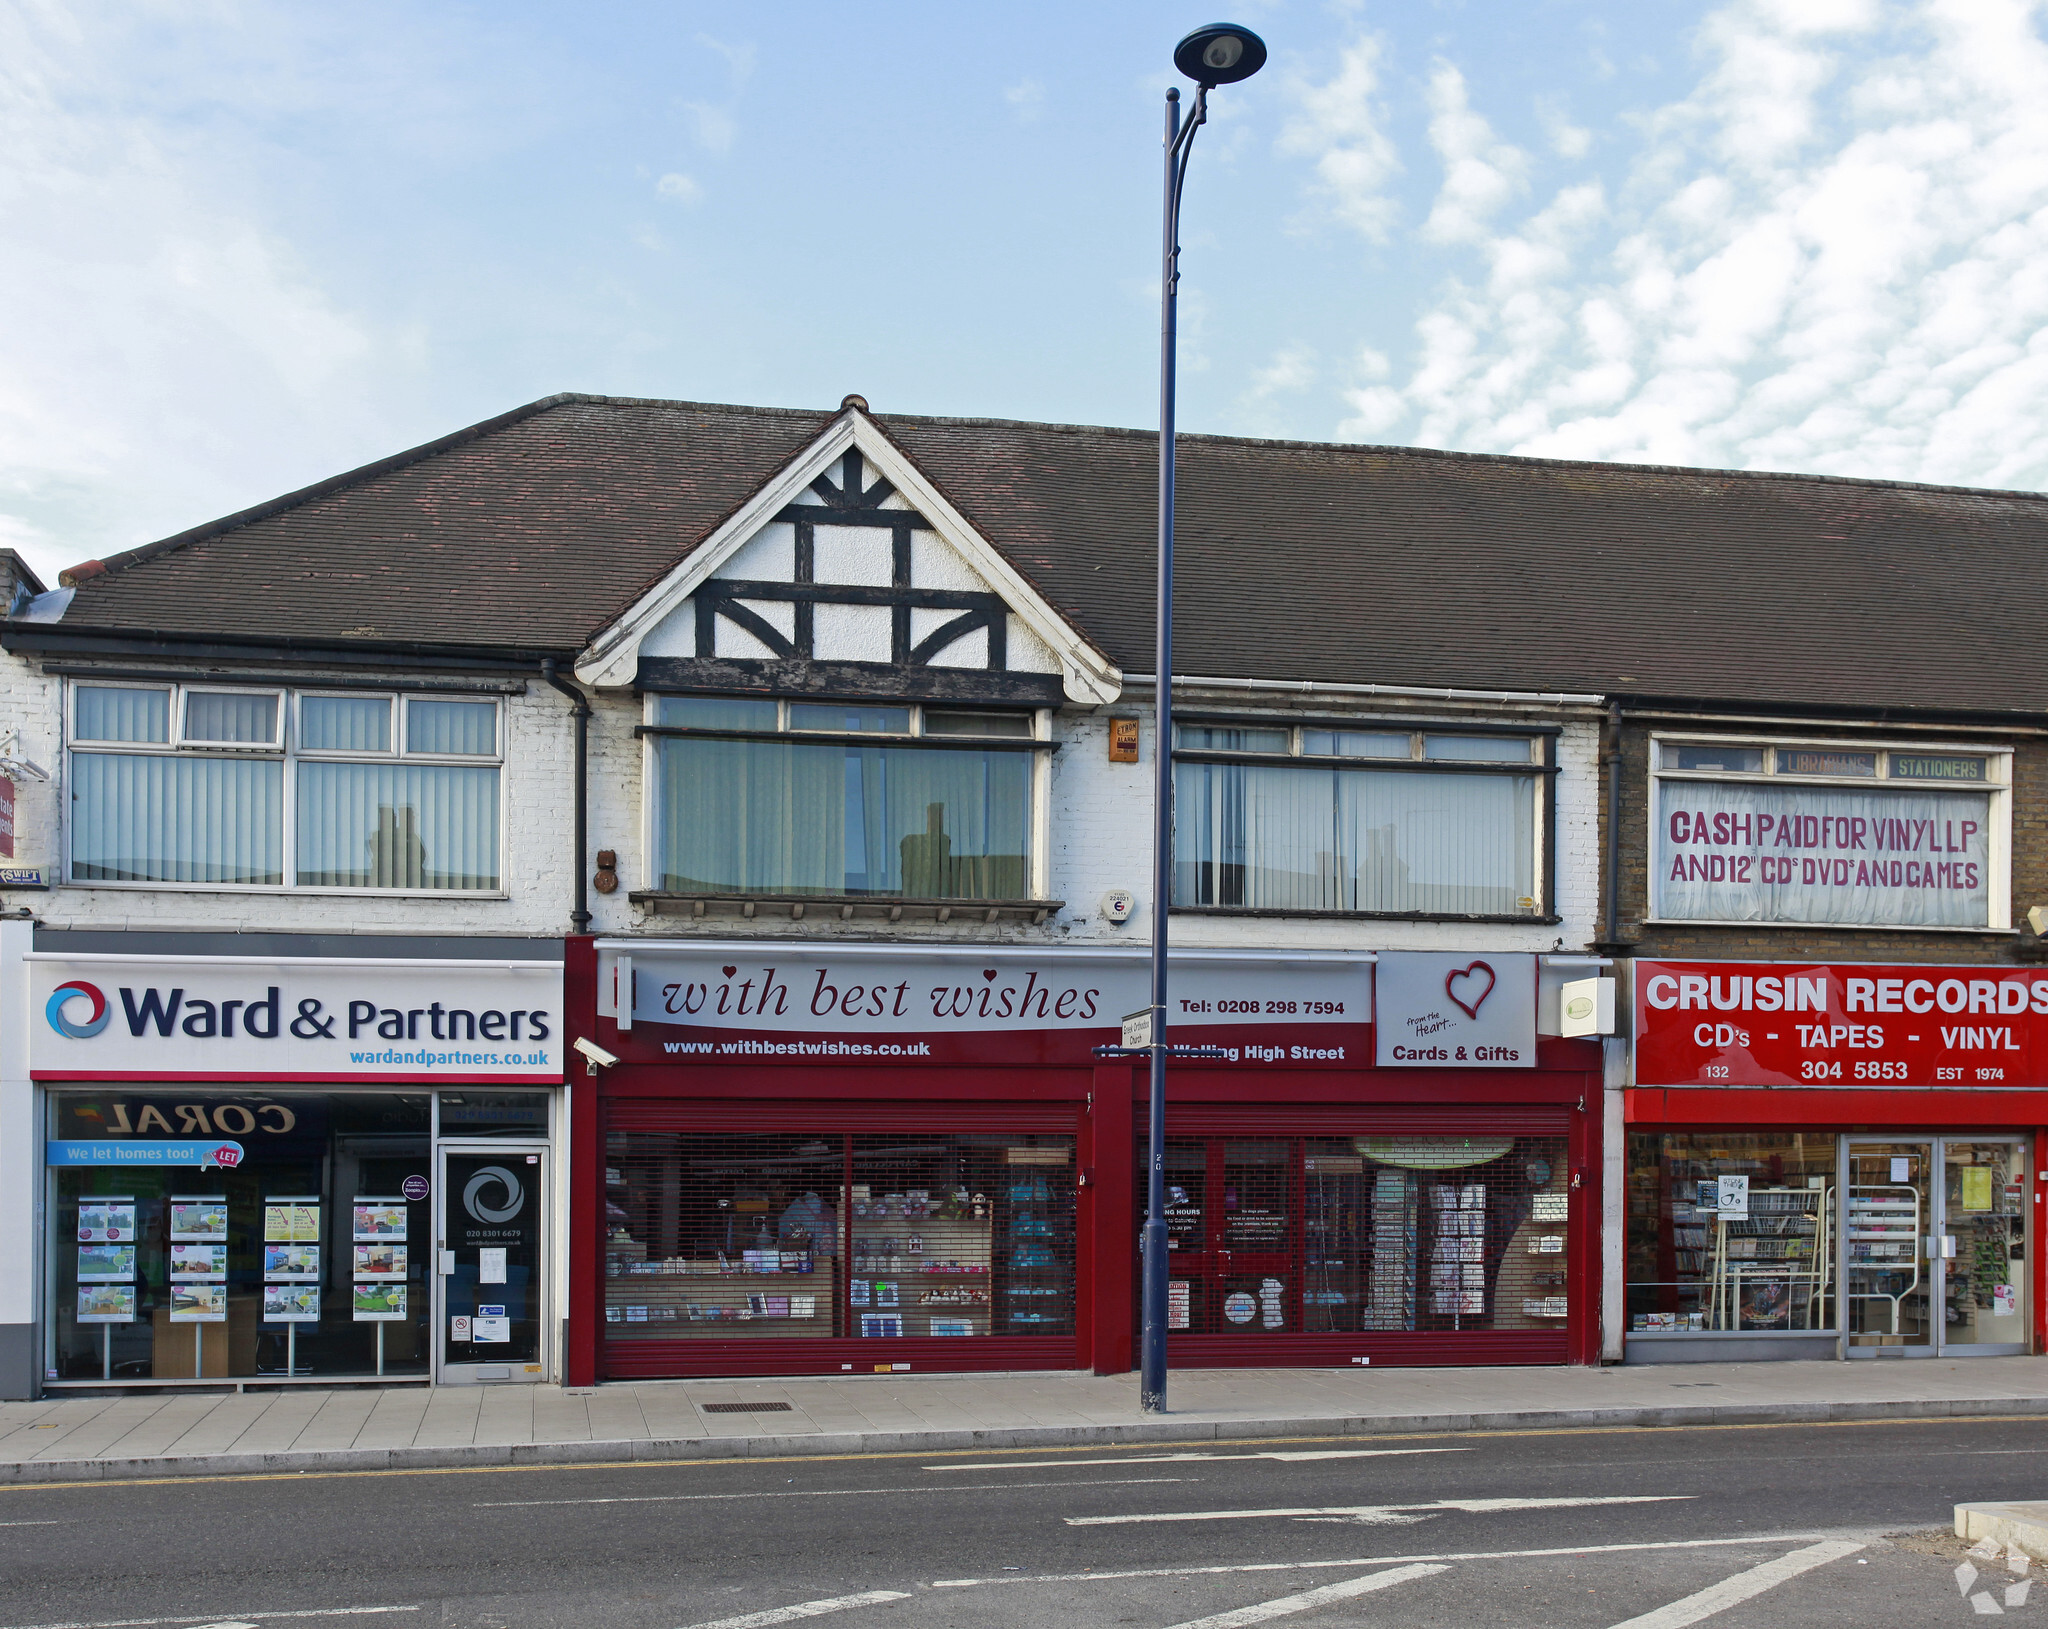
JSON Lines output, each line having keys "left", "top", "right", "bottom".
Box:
{"left": 1635, "top": 960, "right": 2048, "bottom": 1088}
{"left": 600, "top": 944, "right": 1372, "bottom": 1068}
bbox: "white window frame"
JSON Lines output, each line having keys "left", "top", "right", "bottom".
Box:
{"left": 638, "top": 696, "right": 1052, "bottom": 898}
{"left": 1646, "top": 729, "right": 2013, "bottom": 933}
{"left": 178, "top": 686, "right": 286, "bottom": 750}
{"left": 65, "top": 681, "right": 507, "bottom": 897}
{"left": 1167, "top": 718, "right": 1552, "bottom": 919}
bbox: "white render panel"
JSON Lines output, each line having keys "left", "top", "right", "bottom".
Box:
{"left": 908, "top": 606, "right": 957, "bottom": 645}
{"left": 923, "top": 625, "right": 988, "bottom": 669}
{"left": 811, "top": 524, "right": 894, "bottom": 587}
{"left": 810, "top": 602, "right": 892, "bottom": 661}
{"left": 713, "top": 614, "right": 780, "bottom": 660}
{"left": 734, "top": 599, "right": 796, "bottom": 641}
{"left": 720, "top": 520, "right": 795, "bottom": 582}
{"left": 908, "top": 532, "right": 992, "bottom": 594}
{"left": 1005, "top": 614, "right": 1060, "bottom": 674}
{"left": 639, "top": 597, "right": 695, "bottom": 658}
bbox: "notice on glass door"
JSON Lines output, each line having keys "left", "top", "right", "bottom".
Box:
{"left": 479, "top": 1247, "right": 507, "bottom": 1285}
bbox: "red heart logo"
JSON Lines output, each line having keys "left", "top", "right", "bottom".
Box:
{"left": 1445, "top": 961, "right": 1496, "bottom": 1021}
{"left": 722, "top": 966, "right": 737, "bottom": 978}
{"left": 982, "top": 969, "right": 998, "bottom": 981}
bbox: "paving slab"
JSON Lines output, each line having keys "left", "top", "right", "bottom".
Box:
{"left": 5, "top": 1355, "right": 2048, "bottom": 1482}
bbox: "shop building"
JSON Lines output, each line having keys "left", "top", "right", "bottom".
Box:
{"left": 567, "top": 940, "right": 1605, "bottom": 1381}
{"left": 1591, "top": 561, "right": 2048, "bottom": 1361}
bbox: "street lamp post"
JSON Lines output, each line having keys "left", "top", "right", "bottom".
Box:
{"left": 1130, "top": 24, "right": 1268, "bottom": 1417}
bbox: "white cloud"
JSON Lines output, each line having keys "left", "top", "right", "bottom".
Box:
{"left": 1419, "top": 62, "right": 1528, "bottom": 246}
{"left": 655, "top": 171, "right": 701, "bottom": 203}
{"left": 0, "top": 2, "right": 389, "bottom": 579}
{"left": 1279, "top": 31, "right": 1401, "bottom": 241}
{"left": 1005, "top": 78, "right": 1045, "bottom": 121}
{"left": 1308, "top": 0, "right": 2048, "bottom": 491}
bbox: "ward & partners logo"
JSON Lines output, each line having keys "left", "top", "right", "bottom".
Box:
{"left": 45, "top": 980, "right": 109, "bottom": 1039}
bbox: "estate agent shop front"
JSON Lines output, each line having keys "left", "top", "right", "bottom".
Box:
{"left": 564, "top": 939, "right": 1607, "bottom": 1386}
{"left": 1626, "top": 960, "right": 2048, "bottom": 1362}
{"left": 24, "top": 950, "right": 564, "bottom": 1391}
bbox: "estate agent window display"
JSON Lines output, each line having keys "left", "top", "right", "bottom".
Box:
{"left": 49, "top": 1092, "right": 432, "bottom": 1383}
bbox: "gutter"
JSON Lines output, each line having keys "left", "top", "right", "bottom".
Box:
{"left": 1123, "top": 673, "right": 1607, "bottom": 707}
{"left": 541, "top": 658, "right": 594, "bottom": 934}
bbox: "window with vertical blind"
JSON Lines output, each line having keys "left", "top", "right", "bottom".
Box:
{"left": 645, "top": 696, "right": 1043, "bottom": 900}
{"left": 1171, "top": 722, "right": 1546, "bottom": 917}
{"left": 68, "top": 683, "right": 502, "bottom": 892}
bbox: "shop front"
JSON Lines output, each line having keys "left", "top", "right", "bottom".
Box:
{"left": 1625, "top": 960, "right": 2048, "bottom": 1361}
{"left": 29, "top": 951, "right": 563, "bottom": 1390}
{"left": 565, "top": 941, "right": 1604, "bottom": 1384}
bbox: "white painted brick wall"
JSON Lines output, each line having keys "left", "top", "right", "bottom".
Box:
{"left": 1, "top": 649, "right": 1605, "bottom": 955}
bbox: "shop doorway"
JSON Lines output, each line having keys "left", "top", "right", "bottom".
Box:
{"left": 437, "top": 1147, "right": 547, "bottom": 1384}
{"left": 1158, "top": 1140, "right": 1295, "bottom": 1336}
{"left": 1844, "top": 1137, "right": 2027, "bottom": 1357}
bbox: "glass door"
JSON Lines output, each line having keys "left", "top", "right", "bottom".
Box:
{"left": 437, "top": 1147, "right": 546, "bottom": 1384}
{"left": 1844, "top": 1141, "right": 1934, "bottom": 1354}
{"left": 1941, "top": 1139, "right": 2029, "bottom": 1355}
{"left": 1153, "top": 1139, "right": 1295, "bottom": 1335}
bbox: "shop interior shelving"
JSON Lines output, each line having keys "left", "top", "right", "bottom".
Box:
{"left": 1705, "top": 1185, "right": 1832, "bottom": 1331}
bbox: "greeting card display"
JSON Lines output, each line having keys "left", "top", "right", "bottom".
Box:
{"left": 77, "top": 1200, "right": 136, "bottom": 1243}
{"left": 352, "top": 1201, "right": 407, "bottom": 1241}
{"left": 77, "top": 1284, "right": 136, "bottom": 1323}
{"left": 75, "top": 1244, "right": 136, "bottom": 1283}
{"left": 169, "top": 1197, "right": 229, "bottom": 1242}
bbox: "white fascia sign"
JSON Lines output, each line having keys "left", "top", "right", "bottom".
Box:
{"left": 30, "top": 956, "right": 565, "bottom": 1082}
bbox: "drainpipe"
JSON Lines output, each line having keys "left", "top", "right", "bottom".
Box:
{"left": 541, "top": 658, "right": 592, "bottom": 933}
{"left": 1603, "top": 698, "right": 1623, "bottom": 948}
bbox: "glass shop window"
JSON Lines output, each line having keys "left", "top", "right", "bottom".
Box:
{"left": 1138, "top": 1134, "right": 1571, "bottom": 1336}
{"left": 50, "top": 1092, "right": 430, "bottom": 1382}
{"left": 1625, "top": 1131, "right": 1837, "bottom": 1334}
{"left": 602, "top": 1130, "right": 1075, "bottom": 1340}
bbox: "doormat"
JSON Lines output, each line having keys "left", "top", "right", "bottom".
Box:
{"left": 699, "top": 1401, "right": 794, "bottom": 1413}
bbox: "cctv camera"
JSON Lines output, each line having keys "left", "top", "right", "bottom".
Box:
{"left": 573, "top": 1035, "right": 621, "bottom": 1074}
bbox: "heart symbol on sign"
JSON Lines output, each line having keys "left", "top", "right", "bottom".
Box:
{"left": 721, "top": 966, "right": 737, "bottom": 978}
{"left": 982, "top": 969, "right": 998, "bottom": 981}
{"left": 1445, "top": 961, "right": 1497, "bottom": 1021}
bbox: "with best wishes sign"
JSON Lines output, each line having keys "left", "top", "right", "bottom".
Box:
{"left": 1635, "top": 960, "right": 2048, "bottom": 1088}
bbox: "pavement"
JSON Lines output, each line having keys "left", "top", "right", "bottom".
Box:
{"left": 4, "top": 1355, "right": 2048, "bottom": 1484}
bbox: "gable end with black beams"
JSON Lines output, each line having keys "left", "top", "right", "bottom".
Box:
{"left": 574, "top": 405, "right": 1121, "bottom": 707}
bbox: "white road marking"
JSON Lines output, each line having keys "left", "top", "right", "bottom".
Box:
{"left": 1158, "top": 1564, "right": 1449, "bottom": 1629}
{"left": 0, "top": 1521, "right": 64, "bottom": 1527}
{"left": 925, "top": 1448, "right": 1468, "bottom": 1470}
{"left": 478, "top": 1476, "right": 1181, "bottom": 1508}
{"left": 3, "top": 1611, "right": 421, "bottom": 1629}
{"left": 1603, "top": 1539, "right": 1867, "bottom": 1629}
{"left": 933, "top": 1531, "right": 1816, "bottom": 1587}
{"left": 1069, "top": 1494, "right": 1691, "bottom": 1525}
{"left": 672, "top": 1591, "right": 912, "bottom": 1629}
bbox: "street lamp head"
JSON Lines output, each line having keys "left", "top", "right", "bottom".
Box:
{"left": 1173, "top": 23, "right": 1267, "bottom": 87}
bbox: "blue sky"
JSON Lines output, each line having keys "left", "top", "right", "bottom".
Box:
{"left": 7, "top": 0, "right": 2048, "bottom": 582}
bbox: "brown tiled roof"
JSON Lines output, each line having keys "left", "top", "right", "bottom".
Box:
{"left": 40, "top": 392, "right": 2048, "bottom": 717}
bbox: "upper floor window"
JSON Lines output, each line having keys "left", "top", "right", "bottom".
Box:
{"left": 645, "top": 696, "right": 1042, "bottom": 900}
{"left": 1651, "top": 735, "right": 2009, "bottom": 930}
{"left": 69, "top": 683, "right": 501, "bottom": 892}
{"left": 1171, "top": 721, "right": 1547, "bottom": 917}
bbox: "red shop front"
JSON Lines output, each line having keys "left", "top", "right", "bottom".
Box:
{"left": 564, "top": 940, "right": 1603, "bottom": 1385}
{"left": 1626, "top": 961, "right": 2048, "bottom": 1362}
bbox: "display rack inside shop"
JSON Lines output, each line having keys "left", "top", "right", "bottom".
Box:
{"left": 1701, "top": 1185, "right": 1833, "bottom": 1332}
{"left": 1846, "top": 1184, "right": 1923, "bottom": 1345}
{"left": 606, "top": 1187, "right": 838, "bottom": 1336}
